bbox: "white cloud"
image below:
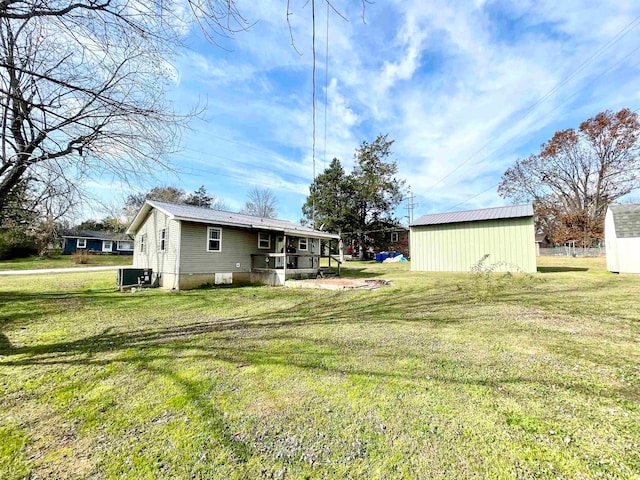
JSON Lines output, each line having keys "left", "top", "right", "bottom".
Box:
{"left": 87, "top": 0, "right": 640, "bottom": 222}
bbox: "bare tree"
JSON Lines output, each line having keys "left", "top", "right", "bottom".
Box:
{"left": 240, "top": 187, "right": 278, "bottom": 218}
{"left": 122, "top": 185, "right": 226, "bottom": 220}
{"left": 498, "top": 108, "right": 640, "bottom": 245}
{"left": 0, "top": 1, "right": 248, "bottom": 218}
{"left": 0, "top": 1, "right": 373, "bottom": 226}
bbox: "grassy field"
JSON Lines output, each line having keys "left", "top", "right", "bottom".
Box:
{"left": 0, "top": 257, "right": 638, "bottom": 479}
{"left": 0, "top": 254, "right": 133, "bottom": 271}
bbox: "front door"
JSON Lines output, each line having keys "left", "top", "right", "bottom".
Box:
{"left": 275, "top": 236, "right": 284, "bottom": 268}
{"left": 102, "top": 240, "right": 113, "bottom": 253}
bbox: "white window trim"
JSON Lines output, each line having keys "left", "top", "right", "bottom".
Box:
{"left": 258, "top": 232, "right": 271, "bottom": 249}
{"left": 117, "top": 240, "right": 134, "bottom": 251}
{"left": 102, "top": 240, "right": 113, "bottom": 252}
{"left": 390, "top": 232, "right": 399, "bottom": 243}
{"left": 77, "top": 238, "right": 87, "bottom": 249}
{"left": 207, "top": 227, "right": 222, "bottom": 252}
{"left": 159, "top": 228, "right": 167, "bottom": 252}
{"left": 140, "top": 234, "right": 146, "bottom": 253}
{"left": 298, "top": 237, "right": 308, "bottom": 251}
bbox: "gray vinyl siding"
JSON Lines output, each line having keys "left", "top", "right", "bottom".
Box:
{"left": 410, "top": 217, "right": 536, "bottom": 273}
{"left": 180, "top": 222, "right": 276, "bottom": 274}
{"left": 132, "top": 209, "right": 180, "bottom": 274}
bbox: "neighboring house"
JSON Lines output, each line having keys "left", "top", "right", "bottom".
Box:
{"left": 410, "top": 204, "right": 536, "bottom": 273}
{"left": 62, "top": 231, "right": 134, "bottom": 255}
{"left": 373, "top": 226, "right": 410, "bottom": 258}
{"left": 605, "top": 203, "right": 640, "bottom": 274}
{"left": 126, "top": 200, "right": 340, "bottom": 289}
{"left": 347, "top": 226, "right": 410, "bottom": 260}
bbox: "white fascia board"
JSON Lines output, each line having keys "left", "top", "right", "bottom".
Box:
{"left": 127, "top": 200, "right": 177, "bottom": 235}
{"left": 62, "top": 236, "right": 108, "bottom": 241}
{"left": 283, "top": 229, "right": 339, "bottom": 240}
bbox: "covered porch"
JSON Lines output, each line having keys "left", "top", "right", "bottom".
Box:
{"left": 249, "top": 233, "right": 341, "bottom": 286}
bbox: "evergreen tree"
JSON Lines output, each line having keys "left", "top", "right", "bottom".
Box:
{"left": 303, "top": 134, "right": 405, "bottom": 256}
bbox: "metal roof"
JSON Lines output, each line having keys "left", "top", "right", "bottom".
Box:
{"left": 128, "top": 200, "right": 340, "bottom": 240}
{"left": 410, "top": 204, "right": 533, "bottom": 227}
{"left": 609, "top": 203, "right": 640, "bottom": 238}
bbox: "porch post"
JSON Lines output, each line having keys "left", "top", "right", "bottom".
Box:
{"left": 283, "top": 234, "right": 287, "bottom": 279}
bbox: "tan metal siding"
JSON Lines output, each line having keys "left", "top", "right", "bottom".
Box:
{"left": 410, "top": 217, "right": 536, "bottom": 273}
{"left": 180, "top": 222, "right": 276, "bottom": 274}
{"left": 132, "top": 209, "right": 179, "bottom": 274}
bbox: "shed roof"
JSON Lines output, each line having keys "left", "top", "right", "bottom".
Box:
{"left": 411, "top": 204, "right": 533, "bottom": 227}
{"left": 609, "top": 203, "right": 640, "bottom": 238}
{"left": 127, "top": 200, "right": 339, "bottom": 240}
{"left": 535, "top": 233, "right": 549, "bottom": 243}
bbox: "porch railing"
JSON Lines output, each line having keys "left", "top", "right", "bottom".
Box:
{"left": 251, "top": 252, "right": 341, "bottom": 275}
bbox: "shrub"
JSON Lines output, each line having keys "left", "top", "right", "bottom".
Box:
{"left": 0, "top": 227, "right": 37, "bottom": 260}
{"left": 468, "top": 254, "right": 539, "bottom": 301}
{"left": 72, "top": 251, "right": 92, "bottom": 264}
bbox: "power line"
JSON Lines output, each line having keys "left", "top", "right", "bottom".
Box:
{"left": 447, "top": 83, "right": 640, "bottom": 211}
{"left": 323, "top": 0, "right": 330, "bottom": 171}
{"left": 442, "top": 48, "right": 640, "bottom": 211}
{"left": 311, "top": 0, "right": 317, "bottom": 228}
{"left": 431, "top": 42, "right": 640, "bottom": 213}
{"left": 187, "top": 126, "right": 299, "bottom": 157}
{"left": 426, "top": 13, "right": 640, "bottom": 192}
{"left": 178, "top": 147, "right": 311, "bottom": 182}
{"left": 177, "top": 164, "right": 307, "bottom": 190}
{"left": 447, "top": 182, "right": 500, "bottom": 211}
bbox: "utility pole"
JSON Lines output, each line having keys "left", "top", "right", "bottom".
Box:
{"left": 403, "top": 187, "right": 419, "bottom": 262}
{"left": 405, "top": 187, "right": 418, "bottom": 225}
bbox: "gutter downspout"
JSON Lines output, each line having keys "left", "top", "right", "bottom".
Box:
{"left": 174, "top": 221, "right": 181, "bottom": 291}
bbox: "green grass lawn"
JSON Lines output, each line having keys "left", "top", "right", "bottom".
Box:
{"left": 0, "top": 257, "right": 638, "bottom": 479}
{"left": 0, "top": 254, "right": 133, "bottom": 271}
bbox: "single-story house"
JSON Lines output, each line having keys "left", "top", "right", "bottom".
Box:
{"left": 410, "top": 204, "right": 536, "bottom": 273}
{"left": 126, "top": 200, "right": 340, "bottom": 289}
{"left": 62, "top": 231, "right": 134, "bottom": 255}
{"left": 605, "top": 203, "right": 640, "bottom": 274}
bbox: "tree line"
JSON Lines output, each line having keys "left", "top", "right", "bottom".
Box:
{"left": 0, "top": 184, "right": 280, "bottom": 259}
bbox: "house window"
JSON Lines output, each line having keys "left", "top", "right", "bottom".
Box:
{"left": 117, "top": 240, "right": 134, "bottom": 251}
{"left": 77, "top": 238, "right": 87, "bottom": 249}
{"left": 159, "top": 228, "right": 167, "bottom": 252}
{"left": 140, "top": 234, "right": 146, "bottom": 253}
{"left": 390, "top": 232, "right": 399, "bottom": 243}
{"left": 207, "top": 227, "right": 222, "bottom": 252}
{"left": 258, "top": 232, "right": 271, "bottom": 249}
{"left": 298, "top": 237, "right": 308, "bottom": 251}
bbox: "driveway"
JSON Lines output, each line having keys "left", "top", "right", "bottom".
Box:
{"left": 0, "top": 266, "right": 121, "bottom": 276}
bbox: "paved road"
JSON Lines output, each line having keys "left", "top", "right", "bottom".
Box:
{"left": 0, "top": 266, "right": 121, "bottom": 276}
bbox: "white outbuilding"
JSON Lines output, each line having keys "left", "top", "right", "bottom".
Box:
{"left": 605, "top": 203, "right": 640, "bottom": 274}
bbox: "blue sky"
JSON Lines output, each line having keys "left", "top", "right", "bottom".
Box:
{"left": 90, "top": 0, "right": 640, "bottom": 224}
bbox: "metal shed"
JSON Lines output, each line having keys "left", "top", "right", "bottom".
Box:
{"left": 409, "top": 204, "right": 536, "bottom": 273}
{"left": 605, "top": 203, "right": 640, "bottom": 274}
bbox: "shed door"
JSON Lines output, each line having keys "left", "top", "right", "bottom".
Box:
{"left": 102, "top": 240, "right": 113, "bottom": 253}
